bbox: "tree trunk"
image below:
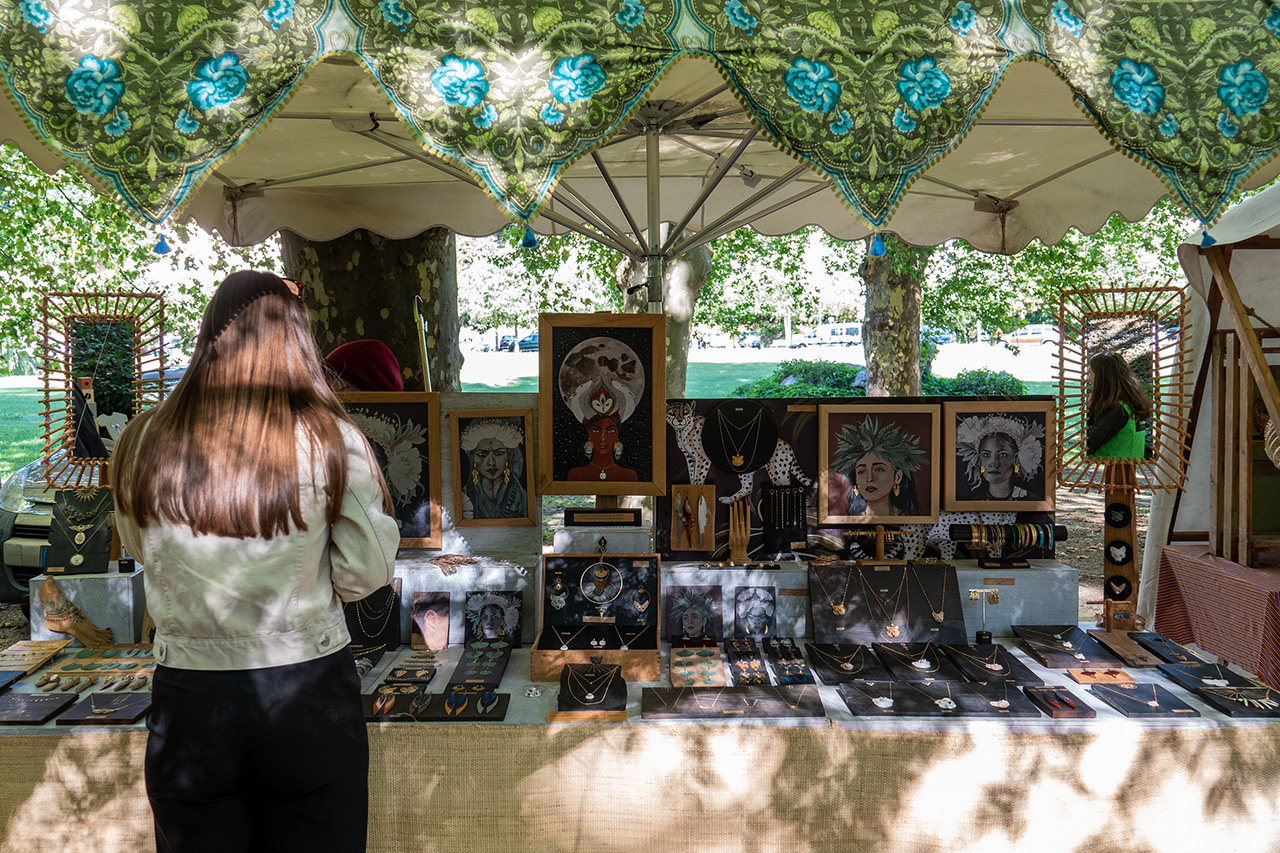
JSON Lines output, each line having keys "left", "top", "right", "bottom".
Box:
{"left": 860, "top": 234, "right": 931, "bottom": 397}
{"left": 618, "top": 235, "right": 714, "bottom": 398}
{"left": 280, "top": 227, "right": 462, "bottom": 392}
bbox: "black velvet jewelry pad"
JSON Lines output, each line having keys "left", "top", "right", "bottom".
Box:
{"left": 56, "top": 692, "right": 152, "bottom": 725}
{"left": 0, "top": 691, "right": 77, "bottom": 725}
{"left": 1157, "top": 662, "right": 1260, "bottom": 692}
{"left": 447, "top": 646, "right": 511, "bottom": 688}
{"left": 1193, "top": 685, "right": 1280, "bottom": 718}
{"left": 805, "top": 643, "right": 894, "bottom": 684}
{"left": 0, "top": 671, "right": 25, "bottom": 692}
{"left": 955, "top": 681, "right": 1044, "bottom": 717}
{"left": 1022, "top": 686, "right": 1096, "bottom": 719}
{"left": 941, "top": 644, "right": 1044, "bottom": 685}
{"left": 873, "top": 643, "right": 968, "bottom": 682}
{"left": 1012, "top": 625, "right": 1122, "bottom": 669}
{"left": 1087, "top": 683, "right": 1201, "bottom": 718}
{"left": 1128, "top": 631, "right": 1205, "bottom": 665}
{"left": 640, "top": 685, "right": 825, "bottom": 719}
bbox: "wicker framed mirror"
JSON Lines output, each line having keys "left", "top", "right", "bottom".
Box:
{"left": 38, "top": 292, "right": 166, "bottom": 488}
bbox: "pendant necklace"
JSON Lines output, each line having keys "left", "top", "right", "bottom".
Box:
{"left": 858, "top": 567, "right": 907, "bottom": 639}
{"left": 692, "top": 688, "right": 728, "bottom": 711}
{"left": 812, "top": 565, "right": 854, "bottom": 617}
{"left": 809, "top": 644, "right": 864, "bottom": 673}
{"left": 907, "top": 680, "right": 957, "bottom": 710}
{"left": 950, "top": 644, "right": 1007, "bottom": 673}
{"left": 849, "top": 680, "right": 895, "bottom": 709}
{"left": 910, "top": 566, "right": 946, "bottom": 624}
{"left": 567, "top": 665, "right": 619, "bottom": 704}
{"left": 715, "top": 407, "right": 764, "bottom": 470}
{"left": 1095, "top": 682, "right": 1161, "bottom": 708}
{"left": 613, "top": 625, "right": 643, "bottom": 651}
{"left": 551, "top": 625, "right": 587, "bottom": 651}
{"left": 88, "top": 692, "right": 149, "bottom": 717}
{"left": 881, "top": 642, "right": 939, "bottom": 672}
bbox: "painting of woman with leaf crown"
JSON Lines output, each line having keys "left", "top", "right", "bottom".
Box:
{"left": 818, "top": 404, "right": 940, "bottom": 524}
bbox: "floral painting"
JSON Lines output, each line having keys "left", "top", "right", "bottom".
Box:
{"left": 341, "top": 392, "right": 441, "bottom": 548}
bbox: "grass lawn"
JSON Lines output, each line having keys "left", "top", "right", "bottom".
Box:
{"left": 463, "top": 361, "right": 777, "bottom": 397}
{"left": 0, "top": 386, "right": 42, "bottom": 482}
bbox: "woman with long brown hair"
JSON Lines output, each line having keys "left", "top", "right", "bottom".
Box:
{"left": 113, "top": 271, "right": 398, "bottom": 853}
{"left": 1086, "top": 352, "right": 1152, "bottom": 459}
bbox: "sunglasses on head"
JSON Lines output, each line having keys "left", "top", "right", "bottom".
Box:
{"left": 281, "top": 277, "right": 303, "bottom": 298}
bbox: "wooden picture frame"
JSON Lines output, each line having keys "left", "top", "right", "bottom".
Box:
{"left": 450, "top": 408, "right": 535, "bottom": 527}
{"left": 38, "top": 292, "right": 166, "bottom": 489}
{"left": 340, "top": 392, "right": 442, "bottom": 548}
{"left": 538, "top": 312, "right": 666, "bottom": 496}
{"left": 943, "top": 399, "right": 1056, "bottom": 512}
{"left": 818, "top": 403, "right": 940, "bottom": 524}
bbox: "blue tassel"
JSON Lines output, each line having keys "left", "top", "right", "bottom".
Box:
{"left": 869, "top": 233, "right": 886, "bottom": 256}
{"left": 520, "top": 225, "right": 538, "bottom": 249}
{"left": 153, "top": 234, "right": 171, "bottom": 254}
{"left": 1200, "top": 229, "right": 1216, "bottom": 248}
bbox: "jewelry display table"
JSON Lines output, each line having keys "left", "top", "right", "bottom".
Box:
{"left": 1157, "top": 545, "right": 1280, "bottom": 689}
{"left": 26, "top": 569, "right": 146, "bottom": 645}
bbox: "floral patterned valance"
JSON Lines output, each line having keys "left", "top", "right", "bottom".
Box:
{"left": 0, "top": 0, "right": 1276, "bottom": 229}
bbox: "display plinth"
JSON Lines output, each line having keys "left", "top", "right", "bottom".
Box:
{"left": 552, "top": 525, "right": 652, "bottom": 554}
{"left": 529, "top": 640, "right": 660, "bottom": 682}
{"left": 28, "top": 568, "right": 145, "bottom": 645}
{"left": 953, "top": 560, "right": 1079, "bottom": 637}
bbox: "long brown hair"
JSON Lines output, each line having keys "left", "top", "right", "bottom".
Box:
{"left": 1087, "top": 353, "right": 1151, "bottom": 422}
{"left": 114, "top": 271, "right": 390, "bottom": 539}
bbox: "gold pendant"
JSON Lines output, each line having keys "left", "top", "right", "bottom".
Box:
{"left": 886, "top": 623, "right": 900, "bottom": 638}
{"left": 832, "top": 603, "right": 845, "bottom": 616}
{"left": 732, "top": 454, "right": 744, "bottom": 467}
{"left": 931, "top": 610, "right": 944, "bottom": 623}
{"left": 74, "top": 533, "right": 85, "bottom": 545}
{"left": 599, "top": 471, "right": 607, "bottom": 480}
{"left": 70, "top": 554, "right": 84, "bottom": 567}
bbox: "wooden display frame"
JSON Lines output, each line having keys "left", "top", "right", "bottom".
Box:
{"left": 339, "top": 392, "right": 442, "bottom": 548}
{"left": 38, "top": 291, "right": 166, "bottom": 489}
{"left": 818, "top": 402, "right": 941, "bottom": 525}
{"left": 449, "top": 407, "right": 536, "bottom": 528}
{"left": 537, "top": 312, "right": 666, "bottom": 496}
{"left": 942, "top": 399, "right": 1056, "bottom": 512}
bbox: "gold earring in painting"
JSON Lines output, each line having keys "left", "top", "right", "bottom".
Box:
{"left": 503, "top": 463, "right": 510, "bottom": 484}
{"left": 613, "top": 441, "right": 624, "bottom": 460}
{"left": 893, "top": 483, "right": 900, "bottom": 497}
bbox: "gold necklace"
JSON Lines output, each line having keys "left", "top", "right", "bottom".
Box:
{"left": 808, "top": 644, "right": 866, "bottom": 673}
{"left": 654, "top": 688, "right": 689, "bottom": 711}
{"left": 971, "top": 680, "right": 1011, "bottom": 709}
{"left": 355, "top": 592, "right": 396, "bottom": 638}
{"left": 551, "top": 625, "right": 587, "bottom": 650}
{"left": 771, "top": 684, "right": 812, "bottom": 710}
{"left": 586, "top": 460, "right": 620, "bottom": 480}
{"left": 858, "top": 567, "right": 908, "bottom": 639}
{"left": 910, "top": 566, "right": 946, "bottom": 624}
{"left": 948, "top": 644, "right": 1007, "bottom": 673}
{"left": 89, "top": 692, "right": 150, "bottom": 716}
{"left": 1018, "top": 626, "right": 1087, "bottom": 659}
{"left": 1093, "top": 682, "right": 1161, "bottom": 709}
{"left": 613, "top": 625, "right": 643, "bottom": 650}
{"left": 907, "top": 680, "right": 957, "bottom": 710}
{"left": 566, "top": 665, "right": 619, "bottom": 704}
{"left": 847, "top": 680, "right": 894, "bottom": 709}
{"left": 813, "top": 565, "right": 854, "bottom": 616}
{"left": 879, "top": 642, "right": 939, "bottom": 672}
{"left": 692, "top": 687, "right": 728, "bottom": 710}
{"left": 715, "top": 407, "right": 764, "bottom": 469}
{"left": 52, "top": 511, "right": 112, "bottom": 567}
{"left": 1200, "top": 686, "right": 1280, "bottom": 710}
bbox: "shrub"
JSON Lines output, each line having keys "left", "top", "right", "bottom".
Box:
{"left": 732, "top": 359, "right": 866, "bottom": 398}
{"left": 942, "top": 369, "right": 1027, "bottom": 396}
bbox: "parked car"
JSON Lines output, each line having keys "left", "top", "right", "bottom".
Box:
{"left": 738, "top": 333, "right": 763, "bottom": 348}
{"left": 921, "top": 327, "right": 955, "bottom": 345}
{"left": 517, "top": 333, "right": 540, "bottom": 352}
{"left": 497, "top": 335, "right": 517, "bottom": 352}
{"left": 1001, "top": 324, "right": 1060, "bottom": 346}
{"left": 792, "top": 322, "right": 863, "bottom": 347}
{"left": 0, "top": 454, "right": 57, "bottom": 603}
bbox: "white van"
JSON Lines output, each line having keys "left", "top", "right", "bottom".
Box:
{"left": 792, "top": 322, "right": 863, "bottom": 347}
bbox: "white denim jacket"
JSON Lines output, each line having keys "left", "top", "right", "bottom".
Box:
{"left": 116, "top": 421, "right": 399, "bottom": 671}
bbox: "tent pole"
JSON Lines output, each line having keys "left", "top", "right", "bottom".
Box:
{"left": 646, "top": 120, "right": 664, "bottom": 315}
{"left": 1205, "top": 247, "right": 1280, "bottom": 430}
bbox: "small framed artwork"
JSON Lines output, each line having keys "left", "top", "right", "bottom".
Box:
{"left": 734, "top": 586, "right": 777, "bottom": 638}
{"left": 538, "top": 312, "right": 666, "bottom": 496}
{"left": 464, "top": 590, "right": 523, "bottom": 648}
{"left": 411, "top": 591, "right": 450, "bottom": 650}
{"left": 665, "top": 585, "right": 723, "bottom": 642}
{"left": 450, "top": 408, "right": 535, "bottom": 526}
{"left": 818, "top": 404, "right": 940, "bottom": 524}
{"left": 943, "top": 400, "right": 1056, "bottom": 512}
{"left": 340, "top": 392, "right": 442, "bottom": 548}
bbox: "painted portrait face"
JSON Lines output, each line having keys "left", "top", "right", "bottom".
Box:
{"left": 587, "top": 416, "right": 620, "bottom": 455}
{"left": 742, "top": 605, "right": 770, "bottom": 635}
{"left": 472, "top": 437, "right": 508, "bottom": 482}
{"left": 855, "top": 452, "right": 901, "bottom": 501}
{"left": 479, "top": 603, "right": 504, "bottom": 638}
{"left": 681, "top": 607, "right": 707, "bottom": 636}
{"left": 978, "top": 434, "right": 1017, "bottom": 485}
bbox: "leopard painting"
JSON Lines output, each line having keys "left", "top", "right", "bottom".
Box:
{"left": 666, "top": 401, "right": 813, "bottom": 502}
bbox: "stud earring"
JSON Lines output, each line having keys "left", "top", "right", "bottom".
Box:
{"left": 979, "top": 465, "right": 986, "bottom": 474}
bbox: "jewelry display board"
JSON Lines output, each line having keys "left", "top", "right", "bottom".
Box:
{"left": 873, "top": 643, "right": 968, "bottom": 682}
{"left": 0, "top": 691, "right": 77, "bottom": 725}
{"left": 558, "top": 663, "right": 627, "bottom": 712}
{"left": 56, "top": 691, "right": 152, "bottom": 725}
{"left": 448, "top": 641, "right": 512, "bottom": 689}
{"left": 958, "top": 681, "right": 1043, "bottom": 717}
{"left": 367, "top": 685, "right": 508, "bottom": 721}
{"left": 1086, "top": 630, "right": 1162, "bottom": 667}
{"left": 804, "top": 644, "right": 893, "bottom": 684}
{"left": 1129, "top": 631, "right": 1205, "bottom": 665}
{"left": 1193, "top": 685, "right": 1280, "bottom": 718}
{"left": 1013, "top": 625, "right": 1122, "bottom": 669}
{"left": 345, "top": 580, "right": 402, "bottom": 665}
{"left": 669, "top": 646, "right": 727, "bottom": 687}
{"left": 533, "top": 554, "right": 660, "bottom": 681}
{"left": 46, "top": 489, "right": 114, "bottom": 574}
{"left": 0, "top": 671, "right": 24, "bottom": 692}
{"left": 1087, "top": 683, "right": 1201, "bottom": 718}
{"left": 464, "top": 588, "right": 522, "bottom": 648}
{"left": 1022, "top": 686, "right": 1096, "bottom": 718}
{"left": 814, "top": 564, "right": 966, "bottom": 645}
{"left": 639, "top": 685, "right": 825, "bottom": 720}
{"left": 763, "top": 638, "right": 814, "bottom": 685}
{"left": 724, "top": 638, "right": 767, "bottom": 686}
{"left": 0, "top": 640, "right": 71, "bottom": 675}
{"left": 941, "top": 644, "right": 1043, "bottom": 685}
{"left": 339, "top": 392, "right": 443, "bottom": 548}
{"left": 1157, "top": 662, "right": 1260, "bottom": 692}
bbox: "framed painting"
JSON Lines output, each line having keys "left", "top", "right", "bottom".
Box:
{"left": 450, "top": 408, "right": 535, "bottom": 527}
{"left": 818, "top": 403, "right": 940, "bottom": 525}
{"left": 340, "top": 392, "right": 442, "bottom": 548}
{"left": 944, "top": 400, "right": 1056, "bottom": 512}
{"left": 538, "top": 312, "right": 666, "bottom": 496}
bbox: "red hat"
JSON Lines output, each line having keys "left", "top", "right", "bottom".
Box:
{"left": 324, "top": 340, "right": 404, "bottom": 392}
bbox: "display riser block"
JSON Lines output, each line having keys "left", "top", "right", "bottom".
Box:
{"left": 394, "top": 554, "right": 538, "bottom": 645}
{"left": 28, "top": 568, "right": 145, "bottom": 645}
{"left": 954, "top": 560, "right": 1079, "bottom": 637}
{"left": 665, "top": 560, "right": 810, "bottom": 640}
{"left": 552, "top": 526, "right": 652, "bottom": 555}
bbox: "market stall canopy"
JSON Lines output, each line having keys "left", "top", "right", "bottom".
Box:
{"left": 1, "top": 0, "right": 1278, "bottom": 252}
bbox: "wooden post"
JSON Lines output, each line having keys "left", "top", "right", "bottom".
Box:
{"left": 1206, "top": 247, "right": 1280, "bottom": 430}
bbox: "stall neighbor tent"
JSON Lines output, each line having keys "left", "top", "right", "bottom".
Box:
{"left": 1, "top": 0, "right": 1279, "bottom": 271}
{"left": 1140, "top": 184, "right": 1280, "bottom": 623}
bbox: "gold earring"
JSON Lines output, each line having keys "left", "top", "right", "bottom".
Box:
{"left": 979, "top": 465, "right": 985, "bottom": 474}
{"left": 852, "top": 484, "right": 859, "bottom": 497}
{"left": 472, "top": 469, "right": 479, "bottom": 485}
{"left": 893, "top": 483, "right": 900, "bottom": 497}
{"left": 1014, "top": 463, "right": 1020, "bottom": 474}
{"left": 503, "top": 464, "right": 510, "bottom": 484}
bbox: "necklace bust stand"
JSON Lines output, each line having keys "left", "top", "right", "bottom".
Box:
{"left": 548, "top": 659, "right": 628, "bottom": 722}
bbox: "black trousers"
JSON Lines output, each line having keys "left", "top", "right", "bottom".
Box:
{"left": 145, "top": 648, "right": 368, "bottom": 853}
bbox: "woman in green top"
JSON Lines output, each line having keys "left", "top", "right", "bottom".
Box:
{"left": 1086, "top": 353, "right": 1151, "bottom": 460}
